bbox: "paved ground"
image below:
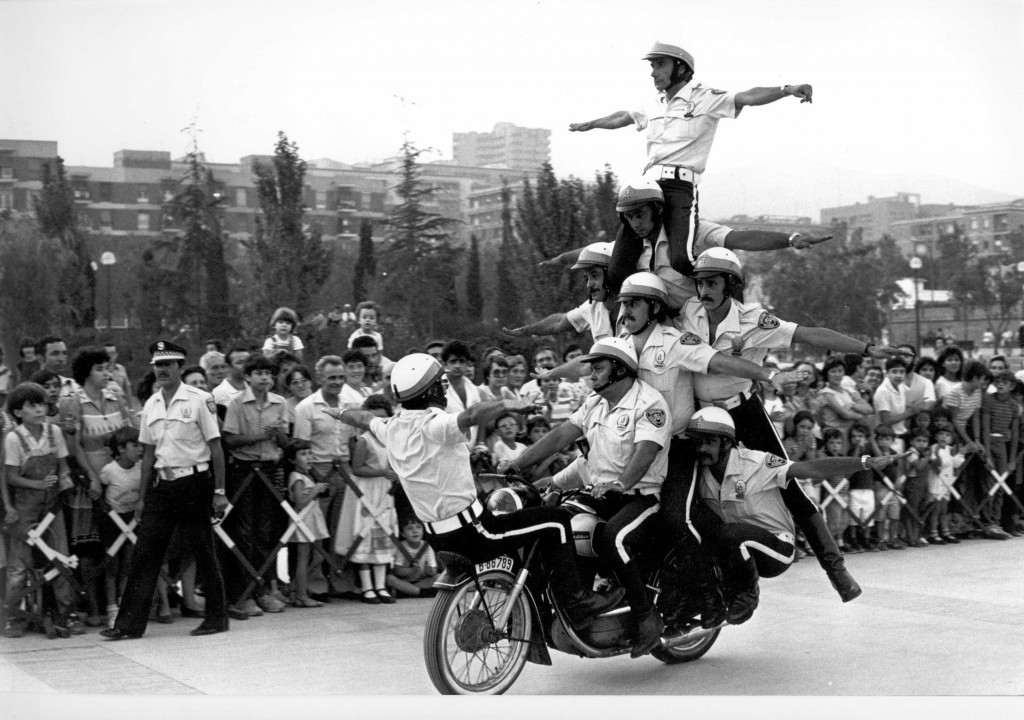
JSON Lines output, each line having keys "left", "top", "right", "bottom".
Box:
{"left": 3, "top": 536, "right": 1024, "bottom": 716}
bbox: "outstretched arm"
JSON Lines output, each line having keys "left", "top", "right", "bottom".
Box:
{"left": 724, "top": 229, "right": 833, "bottom": 252}
{"left": 788, "top": 452, "right": 903, "bottom": 480}
{"left": 569, "top": 111, "right": 635, "bottom": 132}
{"left": 706, "top": 354, "right": 806, "bottom": 393}
{"left": 792, "top": 326, "right": 897, "bottom": 360}
{"left": 504, "top": 312, "right": 574, "bottom": 337}
{"left": 539, "top": 247, "right": 585, "bottom": 268}
{"left": 504, "top": 421, "right": 584, "bottom": 474}
{"left": 735, "top": 84, "right": 813, "bottom": 108}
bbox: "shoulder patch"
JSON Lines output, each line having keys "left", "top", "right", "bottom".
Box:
{"left": 205, "top": 398, "right": 217, "bottom": 415}
{"left": 765, "top": 453, "right": 787, "bottom": 468}
{"left": 679, "top": 332, "right": 702, "bottom": 345}
{"left": 757, "top": 312, "right": 780, "bottom": 330}
{"left": 645, "top": 409, "right": 666, "bottom": 428}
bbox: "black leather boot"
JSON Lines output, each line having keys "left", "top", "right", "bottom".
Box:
{"left": 695, "top": 554, "right": 727, "bottom": 628}
{"left": 563, "top": 587, "right": 626, "bottom": 625}
{"left": 630, "top": 607, "right": 664, "bottom": 659}
{"left": 801, "top": 512, "right": 862, "bottom": 602}
{"left": 721, "top": 557, "right": 759, "bottom": 625}
{"left": 657, "top": 552, "right": 702, "bottom": 630}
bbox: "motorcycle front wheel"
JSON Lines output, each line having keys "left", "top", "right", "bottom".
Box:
{"left": 423, "top": 571, "right": 532, "bottom": 695}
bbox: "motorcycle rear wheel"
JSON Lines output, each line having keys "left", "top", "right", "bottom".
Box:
{"left": 423, "top": 571, "right": 532, "bottom": 695}
{"left": 650, "top": 625, "right": 721, "bottom": 664}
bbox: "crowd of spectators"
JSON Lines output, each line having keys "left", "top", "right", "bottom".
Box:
{"left": 1, "top": 300, "right": 1020, "bottom": 639}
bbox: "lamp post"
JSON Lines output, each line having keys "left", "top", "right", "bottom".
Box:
{"left": 100, "top": 251, "right": 116, "bottom": 330}
{"left": 909, "top": 256, "right": 923, "bottom": 351}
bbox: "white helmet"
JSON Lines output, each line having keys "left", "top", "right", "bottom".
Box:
{"left": 616, "top": 271, "right": 670, "bottom": 307}
{"left": 576, "top": 337, "right": 639, "bottom": 375}
{"left": 571, "top": 241, "right": 614, "bottom": 271}
{"left": 691, "top": 247, "right": 744, "bottom": 283}
{"left": 390, "top": 353, "right": 445, "bottom": 402}
{"left": 643, "top": 41, "right": 695, "bottom": 72}
{"left": 616, "top": 178, "right": 664, "bottom": 213}
{"left": 684, "top": 407, "right": 736, "bottom": 442}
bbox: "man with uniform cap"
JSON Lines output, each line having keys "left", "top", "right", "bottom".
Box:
{"left": 684, "top": 407, "right": 902, "bottom": 624}
{"left": 101, "top": 340, "right": 230, "bottom": 639}
{"left": 570, "top": 41, "right": 813, "bottom": 280}
{"left": 544, "top": 181, "right": 832, "bottom": 309}
{"left": 680, "top": 246, "right": 897, "bottom": 602}
{"left": 328, "top": 353, "right": 624, "bottom": 628}
{"left": 502, "top": 337, "right": 671, "bottom": 658}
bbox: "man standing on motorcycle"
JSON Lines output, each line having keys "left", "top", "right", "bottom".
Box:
{"left": 680, "top": 247, "right": 897, "bottom": 603}
{"left": 684, "top": 407, "right": 903, "bottom": 623}
{"left": 501, "top": 337, "right": 671, "bottom": 658}
{"left": 326, "top": 353, "right": 623, "bottom": 626}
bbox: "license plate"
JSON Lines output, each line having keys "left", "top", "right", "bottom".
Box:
{"left": 475, "top": 556, "right": 514, "bottom": 574}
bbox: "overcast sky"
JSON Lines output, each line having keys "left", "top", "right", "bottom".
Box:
{"left": 2, "top": 0, "right": 1021, "bottom": 212}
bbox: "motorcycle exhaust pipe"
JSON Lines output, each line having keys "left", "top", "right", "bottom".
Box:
{"left": 660, "top": 624, "right": 718, "bottom": 650}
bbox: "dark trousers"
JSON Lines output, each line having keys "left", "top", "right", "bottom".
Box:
{"left": 607, "top": 178, "right": 698, "bottom": 293}
{"left": 428, "top": 505, "right": 585, "bottom": 600}
{"left": 592, "top": 494, "right": 660, "bottom": 614}
{"left": 114, "top": 471, "right": 227, "bottom": 635}
{"left": 713, "top": 523, "right": 794, "bottom": 582}
{"left": 219, "top": 459, "right": 282, "bottom": 602}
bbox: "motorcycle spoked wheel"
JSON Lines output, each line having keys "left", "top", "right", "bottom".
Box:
{"left": 423, "top": 570, "right": 532, "bottom": 695}
{"left": 647, "top": 565, "right": 721, "bottom": 665}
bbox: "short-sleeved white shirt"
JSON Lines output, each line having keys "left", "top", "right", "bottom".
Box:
{"left": 100, "top": 460, "right": 142, "bottom": 514}
{"left": 139, "top": 383, "right": 220, "bottom": 468}
{"left": 904, "top": 373, "right": 936, "bottom": 409}
{"left": 625, "top": 323, "right": 718, "bottom": 435}
{"left": 566, "top": 299, "right": 616, "bottom": 341}
{"left": 3, "top": 422, "right": 69, "bottom": 467}
{"left": 262, "top": 334, "right": 305, "bottom": 355}
{"left": 293, "top": 390, "right": 351, "bottom": 464}
{"left": 700, "top": 447, "right": 795, "bottom": 536}
{"left": 568, "top": 379, "right": 671, "bottom": 494}
{"left": 873, "top": 379, "right": 908, "bottom": 435}
{"left": 631, "top": 82, "right": 739, "bottom": 174}
{"left": 348, "top": 328, "right": 384, "bottom": 353}
{"left": 369, "top": 409, "right": 477, "bottom": 523}
{"left": 637, "top": 220, "right": 732, "bottom": 310}
{"left": 680, "top": 298, "right": 798, "bottom": 402}
{"left": 445, "top": 379, "right": 482, "bottom": 444}
{"left": 212, "top": 378, "right": 245, "bottom": 408}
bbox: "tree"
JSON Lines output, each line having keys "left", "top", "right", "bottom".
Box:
{"left": 380, "top": 139, "right": 462, "bottom": 340}
{"left": 245, "top": 132, "right": 333, "bottom": 325}
{"left": 515, "top": 163, "right": 591, "bottom": 319}
{"left": 465, "top": 233, "right": 483, "bottom": 321}
{"left": 760, "top": 241, "right": 902, "bottom": 340}
{"left": 591, "top": 164, "right": 620, "bottom": 242}
{"left": 0, "top": 216, "right": 69, "bottom": 348}
{"left": 496, "top": 182, "right": 523, "bottom": 327}
{"left": 352, "top": 219, "right": 376, "bottom": 303}
{"left": 162, "top": 150, "right": 237, "bottom": 340}
{"left": 35, "top": 156, "right": 96, "bottom": 330}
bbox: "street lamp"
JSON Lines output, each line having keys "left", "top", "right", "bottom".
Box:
{"left": 909, "top": 256, "right": 923, "bottom": 351}
{"left": 100, "top": 251, "right": 116, "bottom": 330}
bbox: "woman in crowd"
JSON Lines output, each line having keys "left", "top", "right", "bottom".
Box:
{"left": 505, "top": 354, "right": 529, "bottom": 397}
{"left": 477, "top": 355, "right": 515, "bottom": 402}
{"left": 816, "top": 356, "right": 873, "bottom": 444}
{"left": 934, "top": 346, "right": 965, "bottom": 400}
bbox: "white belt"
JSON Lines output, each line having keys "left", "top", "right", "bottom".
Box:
{"left": 627, "top": 487, "right": 661, "bottom": 497}
{"left": 158, "top": 462, "right": 210, "bottom": 481}
{"left": 424, "top": 499, "right": 484, "bottom": 536}
{"left": 644, "top": 164, "right": 701, "bottom": 185}
{"left": 699, "top": 391, "right": 751, "bottom": 411}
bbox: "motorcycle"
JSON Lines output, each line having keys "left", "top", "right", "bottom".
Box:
{"left": 422, "top": 475, "right": 722, "bottom": 695}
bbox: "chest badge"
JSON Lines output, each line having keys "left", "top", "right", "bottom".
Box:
{"left": 180, "top": 407, "right": 192, "bottom": 419}
{"left": 616, "top": 414, "right": 630, "bottom": 429}
{"left": 734, "top": 479, "right": 746, "bottom": 500}
{"left": 654, "top": 349, "right": 666, "bottom": 368}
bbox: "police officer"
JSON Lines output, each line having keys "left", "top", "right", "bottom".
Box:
{"left": 505, "top": 337, "right": 671, "bottom": 658}
{"left": 328, "top": 353, "right": 623, "bottom": 626}
{"left": 685, "top": 408, "right": 902, "bottom": 623}
{"left": 681, "top": 247, "right": 897, "bottom": 601}
{"left": 615, "top": 271, "right": 804, "bottom": 627}
{"left": 505, "top": 241, "right": 617, "bottom": 343}
{"left": 101, "top": 341, "right": 229, "bottom": 640}
{"left": 570, "top": 41, "right": 813, "bottom": 278}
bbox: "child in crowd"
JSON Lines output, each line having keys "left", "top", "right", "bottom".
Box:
{"left": 821, "top": 426, "right": 852, "bottom": 551}
{"left": 846, "top": 425, "right": 879, "bottom": 552}
{"left": 901, "top": 428, "right": 932, "bottom": 548}
{"left": 16, "top": 338, "right": 42, "bottom": 382}
{"left": 3, "top": 383, "right": 80, "bottom": 638}
{"left": 489, "top": 412, "right": 527, "bottom": 466}
{"left": 871, "top": 425, "right": 903, "bottom": 550}
{"left": 285, "top": 439, "right": 329, "bottom": 608}
{"left": 348, "top": 301, "right": 385, "bottom": 354}
{"left": 928, "top": 423, "right": 964, "bottom": 544}
{"left": 982, "top": 370, "right": 1020, "bottom": 538}
{"left": 386, "top": 517, "right": 439, "bottom": 598}
{"left": 337, "top": 395, "right": 398, "bottom": 605}
{"left": 28, "top": 370, "right": 62, "bottom": 418}
{"left": 262, "top": 307, "right": 305, "bottom": 362}
{"left": 99, "top": 426, "right": 143, "bottom": 628}
{"left": 521, "top": 416, "right": 572, "bottom": 482}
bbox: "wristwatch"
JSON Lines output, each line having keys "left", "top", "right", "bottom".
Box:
{"left": 213, "top": 488, "right": 226, "bottom": 496}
